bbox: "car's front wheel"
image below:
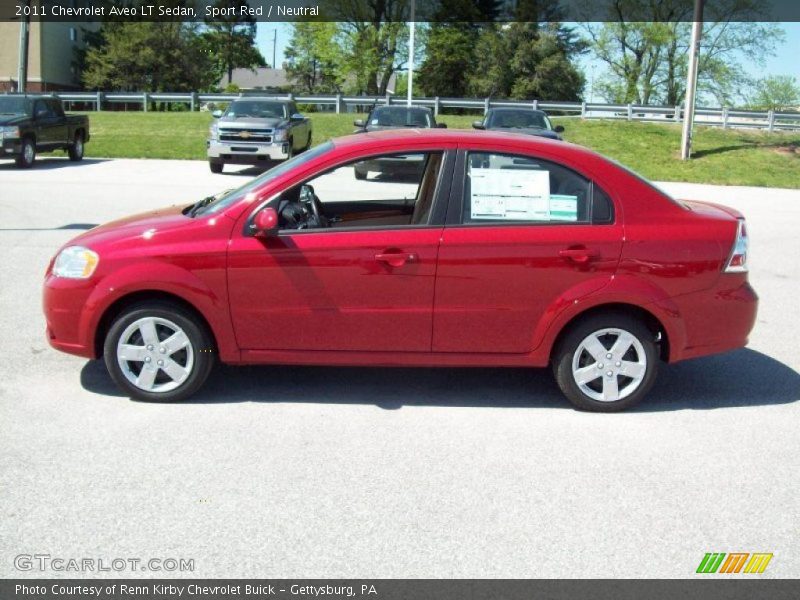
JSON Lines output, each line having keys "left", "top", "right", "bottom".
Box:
{"left": 209, "top": 160, "right": 223, "bottom": 173}
{"left": 553, "top": 313, "right": 659, "bottom": 412}
{"left": 103, "top": 302, "right": 215, "bottom": 402}
{"left": 15, "top": 137, "right": 35, "bottom": 168}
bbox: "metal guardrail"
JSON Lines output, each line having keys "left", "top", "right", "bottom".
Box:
{"left": 44, "top": 91, "right": 800, "bottom": 132}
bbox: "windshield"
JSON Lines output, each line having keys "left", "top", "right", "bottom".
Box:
{"left": 224, "top": 100, "right": 287, "bottom": 119}
{"left": 0, "top": 97, "right": 31, "bottom": 116}
{"left": 488, "top": 110, "right": 551, "bottom": 130}
{"left": 194, "top": 142, "right": 334, "bottom": 216}
{"left": 370, "top": 107, "right": 432, "bottom": 128}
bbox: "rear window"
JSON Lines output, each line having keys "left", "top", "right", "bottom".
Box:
{"left": 370, "top": 107, "right": 432, "bottom": 127}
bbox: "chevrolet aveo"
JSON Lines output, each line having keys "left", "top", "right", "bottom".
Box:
{"left": 43, "top": 130, "right": 757, "bottom": 411}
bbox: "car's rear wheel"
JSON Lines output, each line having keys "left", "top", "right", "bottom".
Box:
{"left": 15, "top": 137, "right": 35, "bottom": 168}
{"left": 68, "top": 131, "right": 84, "bottom": 161}
{"left": 553, "top": 313, "right": 659, "bottom": 412}
{"left": 103, "top": 302, "right": 215, "bottom": 402}
{"left": 209, "top": 160, "right": 223, "bottom": 173}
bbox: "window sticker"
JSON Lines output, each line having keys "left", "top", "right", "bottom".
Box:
{"left": 470, "top": 168, "right": 551, "bottom": 221}
{"left": 371, "top": 119, "right": 379, "bottom": 125}
{"left": 549, "top": 194, "right": 579, "bottom": 221}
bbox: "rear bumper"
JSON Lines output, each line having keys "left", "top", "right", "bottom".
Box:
{"left": 665, "top": 276, "right": 758, "bottom": 362}
{"left": 207, "top": 139, "right": 289, "bottom": 163}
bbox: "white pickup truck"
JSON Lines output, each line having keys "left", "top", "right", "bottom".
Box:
{"left": 207, "top": 98, "right": 312, "bottom": 173}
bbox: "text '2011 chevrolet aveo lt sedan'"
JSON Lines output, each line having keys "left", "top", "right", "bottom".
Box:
{"left": 43, "top": 130, "right": 757, "bottom": 411}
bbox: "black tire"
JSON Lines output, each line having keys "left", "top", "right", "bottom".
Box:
{"left": 15, "top": 137, "right": 35, "bottom": 168}
{"left": 209, "top": 160, "right": 223, "bottom": 174}
{"left": 552, "top": 312, "right": 659, "bottom": 412}
{"left": 68, "top": 131, "right": 84, "bottom": 161}
{"left": 286, "top": 139, "right": 294, "bottom": 160}
{"left": 354, "top": 166, "right": 368, "bottom": 180}
{"left": 103, "top": 301, "right": 215, "bottom": 403}
{"left": 303, "top": 132, "right": 312, "bottom": 152}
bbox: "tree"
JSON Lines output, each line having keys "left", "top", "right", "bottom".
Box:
{"left": 201, "top": 0, "right": 266, "bottom": 85}
{"left": 284, "top": 23, "right": 344, "bottom": 94}
{"left": 81, "top": 22, "right": 217, "bottom": 92}
{"left": 468, "top": 22, "right": 586, "bottom": 100}
{"left": 583, "top": 0, "right": 785, "bottom": 105}
{"left": 326, "top": 0, "right": 410, "bottom": 95}
{"left": 748, "top": 76, "right": 800, "bottom": 111}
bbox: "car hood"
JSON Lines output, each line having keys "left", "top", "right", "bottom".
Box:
{"left": 67, "top": 205, "right": 194, "bottom": 251}
{"left": 0, "top": 114, "right": 29, "bottom": 126}
{"left": 217, "top": 117, "right": 286, "bottom": 129}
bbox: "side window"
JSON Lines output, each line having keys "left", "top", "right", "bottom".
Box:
{"left": 34, "top": 100, "right": 52, "bottom": 119}
{"left": 276, "top": 152, "right": 444, "bottom": 231}
{"left": 464, "top": 152, "right": 596, "bottom": 225}
{"left": 592, "top": 185, "right": 614, "bottom": 224}
{"left": 48, "top": 99, "right": 64, "bottom": 118}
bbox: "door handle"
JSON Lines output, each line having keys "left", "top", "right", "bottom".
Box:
{"left": 374, "top": 252, "right": 417, "bottom": 267}
{"left": 559, "top": 247, "right": 598, "bottom": 264}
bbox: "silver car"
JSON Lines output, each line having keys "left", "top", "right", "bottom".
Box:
{"left": 207, "top": 98, "right": 313, "bottom": 173}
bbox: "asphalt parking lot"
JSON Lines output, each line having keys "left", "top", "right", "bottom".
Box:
{"left": 1, "top": 157, "right": 798, "bottom": 578}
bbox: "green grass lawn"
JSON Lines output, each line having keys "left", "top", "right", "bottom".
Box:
{"left": 72, "top": 110, "right": 799, "bottom": 188}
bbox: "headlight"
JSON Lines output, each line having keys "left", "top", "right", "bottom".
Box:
{"left": 272, "top": 128, "right": 287, "bottom": 142}
{"left": 0, "top": 126, "right": 20, "bottom": 139}
{"left": 208, "top": 123, "right": 218, "bottom": 140}
{"left": 52, "top": 246, "right": 99, "bottom": 279}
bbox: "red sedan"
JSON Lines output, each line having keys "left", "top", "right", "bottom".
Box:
{"left": 43, "top": 130, "right": 757, "bottom": 411}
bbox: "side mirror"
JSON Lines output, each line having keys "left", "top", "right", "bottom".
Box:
{"left": 436, "top": 122, "right": 447, "bottom": 128}
{"left": 554, "top": 125, "right": 565, "bottom": 133}
{"left": 472, "top": 121, "right": 485, "bottom": 130}
{"left": 211, "top": 110, "right": 223, "bottom": 118}
{"left": 253, "top": 207, "right": 279, "bottom": 237}
{"left": 290, "top": 113, "right": 304, "bottom": 121}
{"left": 353, "top": 119, "right": 366, "bottom": 127}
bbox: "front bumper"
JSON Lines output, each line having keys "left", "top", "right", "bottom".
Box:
{"left": 207, "top": 139, "right": 290, "bottom": 164}
{"left": 43, "top": 275, "right": 98, "bottom": 359}
{"left": 0, "top": 138, "right": 22, "bottom": 157}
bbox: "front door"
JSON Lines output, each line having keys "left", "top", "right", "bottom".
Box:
{"left": 227, "top": 150, "right": 451, "bottom": 352}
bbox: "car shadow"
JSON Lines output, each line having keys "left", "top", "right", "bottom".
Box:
{"left": 79, "top": 348, "right": 799, "bottom": 412}
{"left": 0, "top": 157, "right": 109, "bottom": 170}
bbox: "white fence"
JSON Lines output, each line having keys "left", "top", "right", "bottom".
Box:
{"left": 46, "top": 91, "right": 800, "bottom": 132}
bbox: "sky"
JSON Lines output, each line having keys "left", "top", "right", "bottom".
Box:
{"left": 256, "top": 21, "right": 800, "bottom": 97}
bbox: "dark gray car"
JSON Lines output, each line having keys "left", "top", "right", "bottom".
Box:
{"left": 473, "top": 108, "right": 564, "bottom": 140}
{"left": 352, "top": 106, "right": 445, "bottom": 179}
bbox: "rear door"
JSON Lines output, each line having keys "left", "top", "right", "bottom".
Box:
{"left": 432, "top": 149, "right": 623, "bottom": 354}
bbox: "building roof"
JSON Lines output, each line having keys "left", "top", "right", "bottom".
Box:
{"left": 220, "top": 68, "right": 290, "bottom": 91}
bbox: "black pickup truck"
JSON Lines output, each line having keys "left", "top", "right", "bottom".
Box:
{"left": 0, "top": 95, "right": 90, "bottom": 168}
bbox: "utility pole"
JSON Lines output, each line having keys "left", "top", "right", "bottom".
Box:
{"left": 17, "top": 1, "right": 31, "bottom": 93}
{"left": 407, "top": 0, "right": 415, "bottom": 107}
{"left": 272, "top": 29, "right": 277, "bottom": 70}
{"left": 680, "top": 0, "right": 704, "bottom": 160}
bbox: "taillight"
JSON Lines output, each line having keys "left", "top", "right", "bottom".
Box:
{"left": 724, "top": 219, "right": 748, "bottom": 273}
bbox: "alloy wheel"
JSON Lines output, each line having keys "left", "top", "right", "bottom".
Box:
{"left": 116, "top": 316, "right": 195, "bottom": 393}
{"left": 571, "top": 328, "right": 647, "bottom": 402}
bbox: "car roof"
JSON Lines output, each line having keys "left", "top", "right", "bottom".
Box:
{"left": 232, "top": 97, "right": 290, "bottom": 103}
{"left": 332, "top": 128, "right": 597, "bottom": 160}
{"left": 371, "top": 105, "right": 432, "bottom": 113}
{"left": 488, "top": 107, "right": 547, "bottom": 115}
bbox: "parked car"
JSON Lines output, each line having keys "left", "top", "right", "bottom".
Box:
{"left": 43, "top": 130, "right": 756, "bottom": 412}
{"left": 0, "top": 94, "right": 89, "bottom": 168}
{"left": 352, "top": 105, "right": 446, "bottom": 179}
{"left": 473, "top": 108, "right": 564, "bottom": 140}
{"left": 207, "top": 98, "right": 312, "bottom": 173}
